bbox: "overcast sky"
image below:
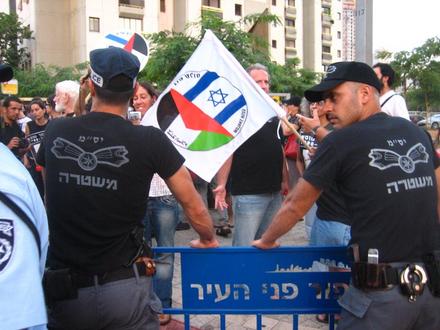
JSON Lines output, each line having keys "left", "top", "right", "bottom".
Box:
{"left": 373, "top": 0, "right": 440, "bottom": 54}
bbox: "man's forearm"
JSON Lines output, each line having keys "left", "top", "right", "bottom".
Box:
{"left": 260, "top": 179, "right": 321, "bottom": 244}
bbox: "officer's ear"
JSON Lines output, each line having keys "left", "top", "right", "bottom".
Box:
{"left": 358, "top": 84, "right": 373, "bottom": 104}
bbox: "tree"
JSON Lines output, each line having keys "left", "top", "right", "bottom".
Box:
{"left": 376, "top": 37, "right": 440, "bottom": 112}
{"left": 0, "top": 13, "right": 33, "bottom": 68}
{"left": 13, "top": 63, "right": 86, "bottom": 97}
{"left": 140, "top": 11, "right": 318, "bottom": 95}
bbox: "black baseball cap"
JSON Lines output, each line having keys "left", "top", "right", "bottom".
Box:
{"left": 89, "top": 47, "right": 140, "bottom": 92}
{"left": 0, "top": 64, "right": 13, "bottom": 82}
{"left": 304, "top": 61, "right": 381, "bottom": 102}
{"left": 284, "top": 95, "right": 301, "bottom": 106}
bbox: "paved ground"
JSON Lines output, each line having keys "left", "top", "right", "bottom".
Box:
{"left": 161, "top": 212, "right": 328, "bottom": 330}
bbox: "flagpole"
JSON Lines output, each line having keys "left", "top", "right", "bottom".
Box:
{"left": 280, "top": 116, "right": 313, "bottom": 152}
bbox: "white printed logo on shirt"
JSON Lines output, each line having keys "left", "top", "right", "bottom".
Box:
{"left": 368, "top": 143, "right": 429, "bottom": 174}
{"left": 51, "top": 137, "right": 129, "bottom": 171}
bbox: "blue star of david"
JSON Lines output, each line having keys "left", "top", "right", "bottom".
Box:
{"left": 207, "top": 88, "right": 228, "bottom": 107}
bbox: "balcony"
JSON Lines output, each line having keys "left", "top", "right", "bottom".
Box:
{"left": 119, "top": 0, "right": 144, "bottom": 7}
{"left": 322, "top": 0, "right": 332, "bottom": 9}
{"left": 322, "top": 14, "right": 333, "bottom": 26}
{"left": 322, "top": 33, "right": 332, "bottom": 46}
{"left": 285, "top": 48, "right": 298, "bottom": 59}
{"left": 285, "top": 26, "right": 296, "bottom": 39}
{"left": 322, "top": 52, "right": 332, "bottom": 62}
{"left": 119, "top": 0, "right": 144, "bottom": 17}
{"left": 202, "top": 5, "right": 223, "bottom": 19}
{"left": 286, "top": 6, "right": 296, "bottom": 19}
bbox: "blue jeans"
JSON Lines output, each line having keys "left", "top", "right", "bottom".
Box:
{"left": 304, "top": 203, "right": 317, "bottom": 240}
{"left": 232, "top": 192, "right": 282, "bottom": 246}
{"left": 309, "top": 215, "right": 351, "bottom": 246}
{"left": 143, "top": 195, "right": 179, "bottom": 308}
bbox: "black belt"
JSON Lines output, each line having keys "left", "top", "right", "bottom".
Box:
{"left": 74, "top": 262, "right": 146, "bottom": 288}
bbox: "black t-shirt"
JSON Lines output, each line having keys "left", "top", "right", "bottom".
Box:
{"left": 314, "top": 125, "right": 349, "bottom": 224}
{"left": 27, "top": 120, "right": 48, "bottom": 160}
{"left": 230, "top": 117, "right": 284, "bottom": 195}
{"left": 303, "top": 112, "right": 440, "bottom": 262}
{"left": 37, "top": 112, "right": 184, "bottom": 273}
{"left": 0, "top": 120, "right": 25, "bottom": 157}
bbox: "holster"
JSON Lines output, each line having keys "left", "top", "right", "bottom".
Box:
{"left": 43, "top": 268, "right": 78, "bottom": 304}
{"left": 352, "top": 262, "right": 396, "bottom": 290}
{"left": 423, "top": 250, "right": 440, "bottom": 297}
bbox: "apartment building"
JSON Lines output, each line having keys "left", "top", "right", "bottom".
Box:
{"left": 6, "top": 0, "right": 371, "bottom": 72}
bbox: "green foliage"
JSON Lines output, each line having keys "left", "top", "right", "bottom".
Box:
{"left": 0, "top": 13, "right": 33, "bottom": 68}
{"left": 140, "top": 11, "right": 316, "bottom": 95}
{"left": 13, "top": 63, "right": 87, "bottom": 98}
{"left": 268, "top": 59, "right": 320, "bottom": 96}
{"left": 382, "top": 37, "right": 440, "bottom": 111}
{"left": 139, "top": 31, "right": 198, "bottom": 90}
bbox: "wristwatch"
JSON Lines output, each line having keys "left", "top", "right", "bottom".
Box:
{"left": 311, "top": 125, "right": 321, "bottom": 136}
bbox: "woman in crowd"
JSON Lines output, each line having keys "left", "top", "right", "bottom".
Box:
{"left": 24, "top": 99, "right": 49, "bottom": 198}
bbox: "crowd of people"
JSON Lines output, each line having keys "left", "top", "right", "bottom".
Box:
{"left": 1, "top": 49, "right": 439, "bottom": 330}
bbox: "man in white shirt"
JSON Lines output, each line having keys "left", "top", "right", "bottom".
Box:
{"left": 373, "top": 62, "right": 410, "bottom": 120}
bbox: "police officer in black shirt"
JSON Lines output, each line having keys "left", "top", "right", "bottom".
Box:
{"left": 37, "top": 47, "right": 219, "bottom": 329}
{"left": 254, "top": 61, "right": 440, "bottom": 329}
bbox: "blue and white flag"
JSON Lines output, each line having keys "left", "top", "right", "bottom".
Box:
{"left": 141, "top": 29, "right": 285, "bottom": 182}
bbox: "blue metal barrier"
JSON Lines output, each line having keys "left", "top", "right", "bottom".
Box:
{"left": 153, "top": 246, "right": 351, "bottom": 330}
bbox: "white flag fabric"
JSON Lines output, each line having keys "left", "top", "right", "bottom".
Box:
{"left": 141, "top": 29, "right": 285, "bottom": 182}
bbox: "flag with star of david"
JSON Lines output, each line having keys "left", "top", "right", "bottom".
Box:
{"left": 141, "top": 29, "right": 285, "bottom": 182}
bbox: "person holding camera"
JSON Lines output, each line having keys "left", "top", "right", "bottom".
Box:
{"left": 0, "top": 96, "right": 29, "bottom": 160}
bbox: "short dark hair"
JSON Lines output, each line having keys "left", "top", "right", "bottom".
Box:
{"left": 47, "top": 94, "right": 56, "bottom": 109}
{"left": 94, "top": 74, "right": 134, "bottom": 105}
{"left": 3, "top": 95, "right": 22, "bottom": 108}
{"left": 373, "top": 62, "right": 396, "bottom": 87}
{"left": 284, "top": 95, "right": 301, "bottom": 106}
{"left": 30, "top": 98, "right": 46, "bottom": 110}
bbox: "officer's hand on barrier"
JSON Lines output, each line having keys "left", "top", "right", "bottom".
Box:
{"left": 190, "top": 238, "right": 219, "bottom": 249}
{"left": 252, "top": 238, "right": 280, "bottom": 250}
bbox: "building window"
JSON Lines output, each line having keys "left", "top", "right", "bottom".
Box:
{"left": 322, "top": 46, "right": 331, "bottom": 53}
{"left": 286, "top": 19, "right": 295, "bottom": 27}
{"left": 288, "top": 0, "right": 295, "bottom": 6}
{"left": 272, "top": 0, "right": 276, "bottom": 5}
{"left": 286, "top": 40, "right": 295, "bottom": 48}
{"left": 160, "top": 0, "right": 166, "bottom": 12}
{"left": 89, "top": 17, "right": 100, "bottom": 32}
{"left": 119, "top": 16, "right": 143, "bottom": 32}
{"left": 337, "top": 31, "right": 341, "bottom": 39}
{"left": 337, "top": 50, "right": 341, "bottom": 57}
{"left": 203, "top": 0, "right": 220, "bottom": 7}
{"left": 272, "top": 40, "right": 277, "bottom": 48}
{"left": 235, "top": 4, "right": 242, "bottom": 16}
{"left": 338, "top": 12, "right": 341, "bottom": 20}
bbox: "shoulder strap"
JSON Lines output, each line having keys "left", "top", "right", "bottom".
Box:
{"left": 380, "top": 93, "right": 396, "bottom": 108}
{"left": 0, "top": 191, "right": 41, "bottom": 258}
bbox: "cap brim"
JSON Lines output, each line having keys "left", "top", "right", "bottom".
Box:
{"left": 0, "top": 64, "right": 13, "bottom": 82}
{"left": 304, "top": 79, "right": 344, "bottom": 102}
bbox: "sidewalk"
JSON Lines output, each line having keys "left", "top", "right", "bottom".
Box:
{"left": 162, "top": 213, "right": 328, "bottom": 330}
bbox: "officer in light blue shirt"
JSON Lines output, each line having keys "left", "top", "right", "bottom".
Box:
{"left": 0, "top": 64, "right": 49, "bottom": 330}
